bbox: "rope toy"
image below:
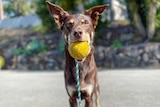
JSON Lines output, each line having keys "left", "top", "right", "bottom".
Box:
{"left": 75, "top": 61, "right": 82, "bottom": 106}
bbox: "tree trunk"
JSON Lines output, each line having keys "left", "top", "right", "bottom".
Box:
{"left": 147, "top": 2, "right": 156, "bottom": 40}
{"left": 127, "top": 0, "right": 146, "bottom": 36}
{"left": 0, "top": 0, "right": 3, "bottom": 20}
{"left": 110, "top": 0, "right": 115, "bottom": 22}
{"left": 133, "top": 9, "right": 146, "bottom": 36}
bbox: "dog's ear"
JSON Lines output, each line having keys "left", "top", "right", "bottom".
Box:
{"left": 85, "top": 4, "right": 109, "bottom": 28}
{"left": 46, "top": 1, "right": 69, "bottom": 28}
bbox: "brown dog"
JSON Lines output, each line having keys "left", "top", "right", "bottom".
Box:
{"left": 46, "top": 1, "right": 108, "bottom": 107}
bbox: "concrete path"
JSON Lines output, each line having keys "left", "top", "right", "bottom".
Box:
{"left": 0, "top": 69, "right": 160, "bottom": 107}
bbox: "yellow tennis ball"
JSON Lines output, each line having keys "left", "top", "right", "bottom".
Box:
{"left": 0, "top": 56, "right": 5, "bottom": 68}
{"left": 68, "top": 41, "right": 90, "bottom": 60}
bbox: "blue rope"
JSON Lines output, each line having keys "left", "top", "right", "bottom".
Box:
{"left": 75, "top": 61, "right": 82, "bottom": 107}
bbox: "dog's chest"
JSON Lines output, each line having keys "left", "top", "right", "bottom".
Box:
{"left": 67, "top": 83, "right": 93, "bottom": 97}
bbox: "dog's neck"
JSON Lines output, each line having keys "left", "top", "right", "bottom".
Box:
{"left": 65, "top": 44, "right": 96, "bottom": 81}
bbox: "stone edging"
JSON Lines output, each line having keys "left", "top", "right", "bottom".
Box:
{"left": 95, "top": 43, "right": 160, "bottom": 68}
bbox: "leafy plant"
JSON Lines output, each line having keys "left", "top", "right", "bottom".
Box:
{"left": 13, "top": 40, "right": 47, "bottom": 56}
{"left": 152, "top": 6, "right": 160, "bottom": 41}
{"left": 152, "top": 29, "right": 160, "bottom": 42}
{"left": 25, "top": 40, "right": 46, "bottom": 54}
{"left": 3, "top": 0, "right": 36, "bottom": 18}
{"left": 13, "top": 48, "right": 23, "bottom": 56}
{"left": 111, "top": 40, "right": 123, "bottom": 48}
{"left": 155, "top": 8, "right": 160, "bottom": 29}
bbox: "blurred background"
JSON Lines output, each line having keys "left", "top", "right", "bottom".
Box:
{"left": 0, "top": 0, "right": 160, "bottom": 70}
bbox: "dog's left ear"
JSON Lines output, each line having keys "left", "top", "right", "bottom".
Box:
{"left": 85, "top": 4, "right": 109, "bottom": 28}
{"left": 46, "top": 1, "right": 69, "bottom": 28}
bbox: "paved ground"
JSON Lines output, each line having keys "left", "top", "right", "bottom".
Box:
{"left": 0, "top": 69, "right": 160, "bottom": 107}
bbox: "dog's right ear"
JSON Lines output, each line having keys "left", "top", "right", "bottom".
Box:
{"left": 85, "top": 4, "right": 109, "bottom": 28}
{"left": 46, "top": 1, "right": 69, "bottom": 28}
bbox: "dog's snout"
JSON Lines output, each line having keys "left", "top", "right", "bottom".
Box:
{"left": 74, "top": 31, "right": 83, "bottom": 38}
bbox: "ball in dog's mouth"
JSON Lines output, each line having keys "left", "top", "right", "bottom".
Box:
{"left": 68, "top": 41, "right": 90, "bottom": 61}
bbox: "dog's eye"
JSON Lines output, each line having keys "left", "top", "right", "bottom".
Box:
{"left": 67, "top": 22, "right": 74, "bottom": 29}
{"left": 85, "top": 20, "right": 89, "bottom": 24}
{"left": 81, "top": 20, "right": 89, "bottom": 24}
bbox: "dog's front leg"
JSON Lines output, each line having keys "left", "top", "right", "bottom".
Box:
{"left": 69, "top": 97, "right": 77, "bottom": 107}
{"left": 95, "top": 91, "right": 100, "bottom": 107}
{"left": 85, "top": 96, "right": 93, "bottom": 107}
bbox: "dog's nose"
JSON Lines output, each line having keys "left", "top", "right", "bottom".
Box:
{"left": 74, "top": 31, "right": 83, "bottom": 38}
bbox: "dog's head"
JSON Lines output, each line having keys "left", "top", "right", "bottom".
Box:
{"left": 46, "top": 1, "right": 108, "bottom": 44}
{"left": 46, "top": 1, "right": 108, "bottom": 61}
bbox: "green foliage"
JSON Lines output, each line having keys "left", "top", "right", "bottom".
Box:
{"left": 13, "top": 48, "right": 24, "bottom": 56}
{"left": 153, "top": 7, "right": 160, "bottom": 42}
{"left": 35, "top": 0, "right": 57, "bottom": 33}
{"left": 96, "top": 18, "right": 109, "bottom": 31}
{"left": 25, "top": 40, "right": 46, "bottom": 54}
{"left": 111, "top": 40, "right": 123, "bottom": 48}
{"left": 26, "top": 40, "right": 40, "bottom": 53}
{"left": 31, "top": 25, "right": 48, "bottom": 33}
{"left": 57, "top": 0, "right": 76, "bottom": 12}
{"left": 152, "top": 29, "right": 160, "bottom": 42}
{"left": 155, "top": 8, "right": 160, "bottom": 29}
{"left": 13, "top": 40, "right": 47, "bottom": 56}
{"left": 3, "top": 0, "right": 36, "bottom": 18}
{"left": 13, "top": 48, "right": 29, "bottom": 56}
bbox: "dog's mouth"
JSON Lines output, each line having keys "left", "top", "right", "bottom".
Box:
{"left": 76, "top": 58, "right": 86, "bottom": 63}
